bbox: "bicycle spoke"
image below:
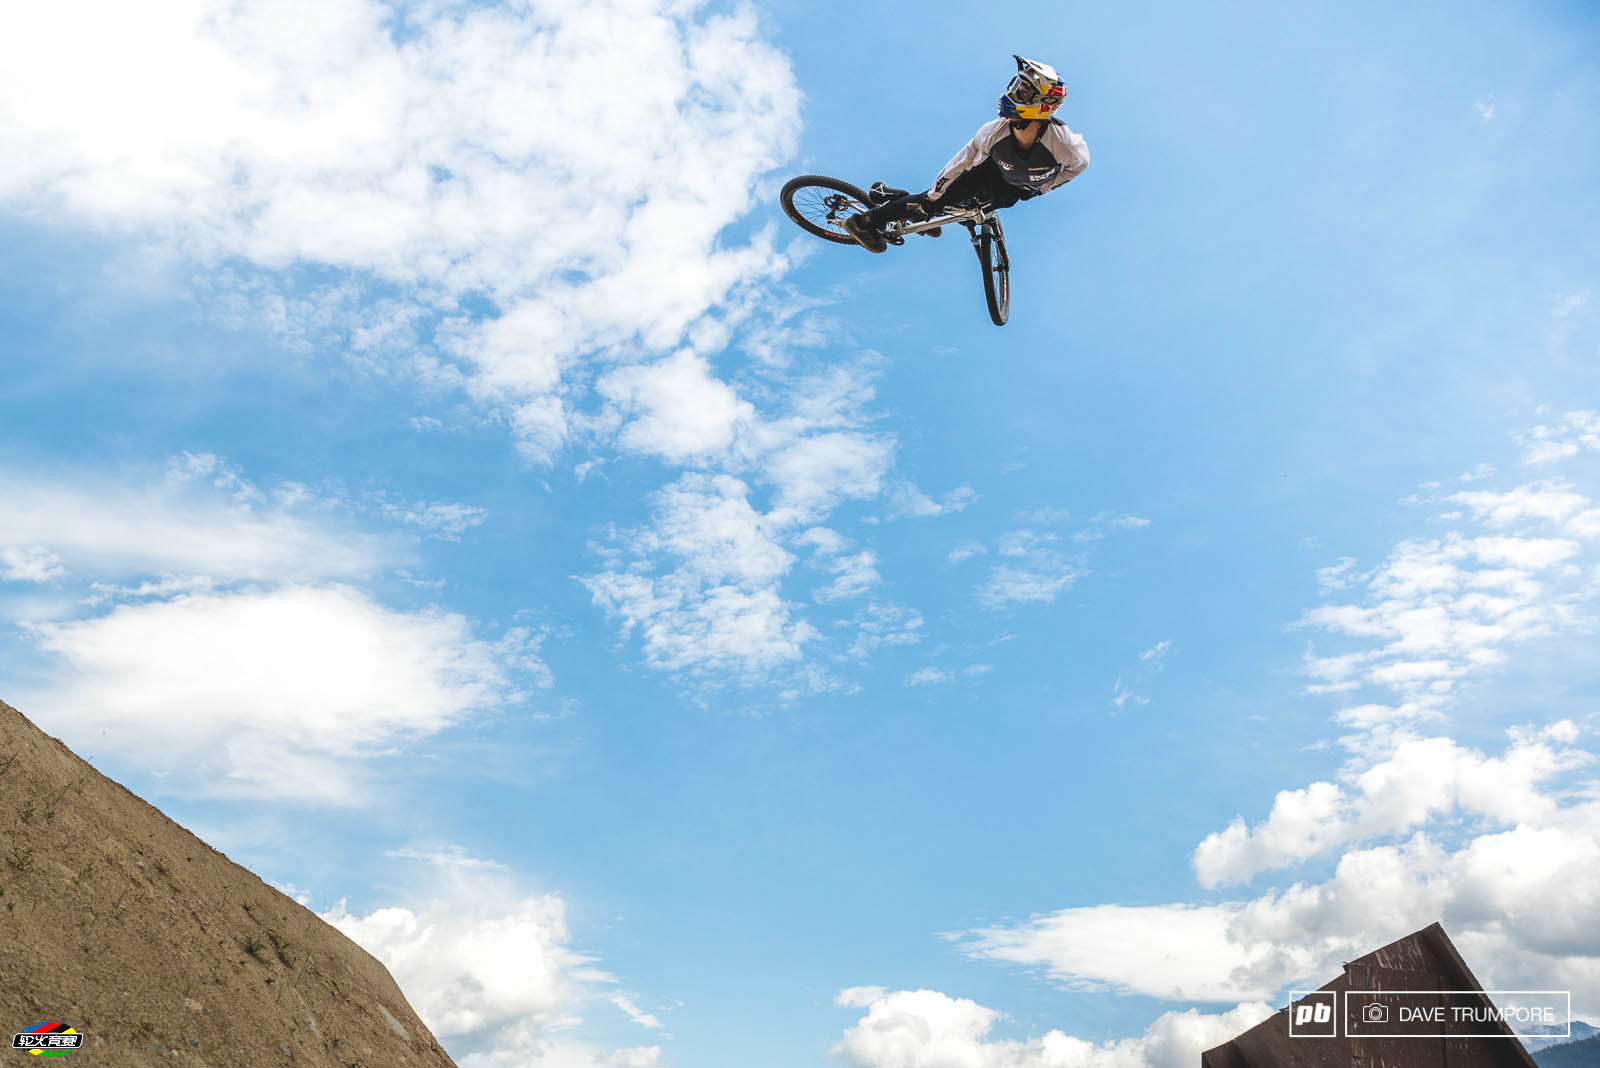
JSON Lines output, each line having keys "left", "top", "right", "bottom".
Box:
{"left": 780, "top": 176, "right": 882, "bottom": 247}
{"left": 792, "top": 187, "right": 862, "bottom": 231}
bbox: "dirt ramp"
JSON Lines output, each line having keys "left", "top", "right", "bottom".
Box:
{"left": 0, "top": 698, "right": 458, "bottom": 1067}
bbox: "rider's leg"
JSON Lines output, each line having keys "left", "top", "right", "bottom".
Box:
{"left": 856, "top": 191, "right": 931, "bottom": 230}
{"left": 929, "top": 160, "right": 1019, "bottom": 211}
{"left": 850, "top": 157, "right": 1020, "bottom": 247}
{"left": 848, "top": 190, "right": 932, "bottom": 252}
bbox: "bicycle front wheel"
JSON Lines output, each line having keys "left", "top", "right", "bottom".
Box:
{"left": 978, "top": 221, "right": 1010, "bottom": 326}
{"left": 781, "top": 175, "right": 873, "bottom": 245}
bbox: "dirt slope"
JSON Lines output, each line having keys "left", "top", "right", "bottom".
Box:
{"left": 0, "top": 698, "right": 457, "bottom": 1068}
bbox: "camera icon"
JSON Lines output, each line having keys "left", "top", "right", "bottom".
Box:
{"left": 1362, "top": 1003, "right": 1389, "bottom": 1025}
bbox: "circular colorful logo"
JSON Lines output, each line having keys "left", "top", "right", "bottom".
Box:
{"left": 11, "top": 1023, "right": 81, "bottom": 1057}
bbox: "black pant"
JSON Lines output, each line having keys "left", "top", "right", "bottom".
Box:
{"left": 859, "top": 158, "right": 1025, "bottom": 227}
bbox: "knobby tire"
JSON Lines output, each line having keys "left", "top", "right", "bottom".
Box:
{"left": 781, "top": 175, "right": 873, "bottom": 246}
{"left": 978, "top": 223, "right": 1010, "bottom": 326}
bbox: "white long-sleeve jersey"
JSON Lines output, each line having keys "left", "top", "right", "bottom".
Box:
{"left": 926, "top": 118, "right": 1090, "bottom": 202}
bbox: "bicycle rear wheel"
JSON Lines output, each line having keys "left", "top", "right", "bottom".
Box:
{"left": 978, "top": 221, "right": 1010, "bottom": 326}
{"left": 781, "top": 175, "right": 873, "bottom": 245}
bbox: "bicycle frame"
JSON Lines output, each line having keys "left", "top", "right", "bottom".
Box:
{"left": 884, "top": 202, "right": 997, "bottom": 246}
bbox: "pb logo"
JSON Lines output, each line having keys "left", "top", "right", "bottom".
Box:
{"left": 1288, "top": 992, "right": 1338, "bottom": 1038}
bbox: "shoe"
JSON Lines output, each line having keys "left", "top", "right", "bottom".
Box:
{"left": 844, "top": 214, "right": 888, "bottom": 254}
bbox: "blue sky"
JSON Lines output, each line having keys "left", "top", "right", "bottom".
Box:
{"left": 2, "top": 1, "right": 1598, "bottom": 1065}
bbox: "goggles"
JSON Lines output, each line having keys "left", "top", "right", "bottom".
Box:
{"left": 1005, "top": 74, "right": 1039, "bottom": 105}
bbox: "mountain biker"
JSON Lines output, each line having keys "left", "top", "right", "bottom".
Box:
{"left": 844, "top": 56, "right": 1089, "bottom": 254}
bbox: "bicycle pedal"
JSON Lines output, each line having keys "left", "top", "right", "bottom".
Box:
{"left": 917, "top": 227, "right": 943, "bottom": 238}
{"left": 886, "top": 233, "right": 905, "bottom": 246}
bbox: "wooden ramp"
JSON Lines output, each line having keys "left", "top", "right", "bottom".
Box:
{"left": 1201, "top": 923, "right": 1542, "bottom": 1068}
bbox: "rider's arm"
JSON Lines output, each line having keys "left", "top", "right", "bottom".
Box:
{"left": 1038, "top": 123, "right": 1090, "bottom": 193}
{"left": 925, "top": 119, "right": 1007, "bottom": 202}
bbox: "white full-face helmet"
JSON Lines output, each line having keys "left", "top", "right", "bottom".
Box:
{"left": 998, "top": 54, "right": 1066, "bottom": 121}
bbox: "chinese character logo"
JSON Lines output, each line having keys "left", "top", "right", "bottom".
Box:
{"left": 11, "top": 1023, "right": 83, "bottom": 1057}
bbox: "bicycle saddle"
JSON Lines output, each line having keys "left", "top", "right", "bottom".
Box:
{"left": 868, "top": 181, "right": 911, "bottom": 204}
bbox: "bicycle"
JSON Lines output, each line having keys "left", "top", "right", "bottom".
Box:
{"left": 779, "top": 175, "right": 1011, "bottom": 327}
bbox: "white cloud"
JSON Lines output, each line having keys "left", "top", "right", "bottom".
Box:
{"left": 979, "top": 531, "right": 1081, "bottom": 608}
{"left": 845, "top": 602, "right": 925, "bottom": 661}
{"left": 599, "top": 349, "right": 756, "bottom": 464}
{"left": 322, "top": 849, "right": 656, "bottom": 1068}
{"left": 1138, "top": 641, "right": 1170, "bottom": 664}
{"left": 1073, "top": 513, "right": 1151, "bottom": 544}
{"left": 0, "top": 457, "right": 538, "bottom": 807}
{"left": 387, "top": 847, "right": 511, "bottom": 873}
{"left": 1112, "top": 678, "right": 1149, "bottom": 710}
{"left": 960, "top": 903, "right": 1280, "bottom": 1001}
{"left": 1315, "top": 556, "right": 1359, "bottom": 594}
{"left": 969, "top": 509, "right": 1149, "bottom": 610}
{"left": 81, "top": 574, "right": 226, "bottom": 608}
{"left": 1, "top": 546, "right": 66, "bottom": 583}
{"left": 832, "top": 987, "right": 1273, "bottom": 1068}
{"left": 582, "top": 360, "right": 914, "bottom": 685}
{"left": 1514, "top": 410, "right": 1600, "bottom": 465}
{"left": 631, "top": 475, "right": 794, "bottom": 587}
{"left": 1191, "top": 724, "right": 1592, "bottom": 888}
{"left": 962, "top": 762, "right": 1600, "bottom": 1005}
{"left": 903, "top": 662, "right": 989, "bottom": 687}
{"left": 0, "top": 459, "right": 538, "bottom": 807}
{"left": 585, "top": 568, "right": 812, "bottom": 677}
{"left": 0, "top": 461, "right": 401, "bottom": 591}
{"left": 0, "top": 0, "right": 802, "bottom": 462}
{"left": 764, "top": 430, "right": 895, "bottom": 526}
{"left": 814, "top": 551, "right": 882, "bottom": 603}
{"left": 1299, "top": 492, "right": 1599, "bottom": 730}
{"left": 21, "top": 585, "right": 543, "bottom": 803}
{"left": 947, "top": 541, "right": 987, "bottom": 565}
{"left": 375, "top": 497, "right": 489, "bottom": 539}
{"left": 1238, "top": 475, "right": 1600, "bottom": 880}
{"left": 582, "top": 473, "right": 814, "bottom": 677}
{"left": 1475, "top": 96, "right": 1496, "bottom": 121}
{"left": 327, "top": 893, "right": 587, "bottom": 1038}
{"left": 1450, "top": 481, "right": 1590, "bottom": 527}
{"left": 608, "top": 995, "right": 662, "bottom": 1031}
{"left": 1192, "top": 782, "right": 1353, "bottom": 890}
{"left": 885, "top": 482, "right": 977, "bottom": 520}
{"left": 980, "top": 564, "right": 1080, "bottom": 608}
{"left": 800, "top": 527, "right": 882, "bottom": 603}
